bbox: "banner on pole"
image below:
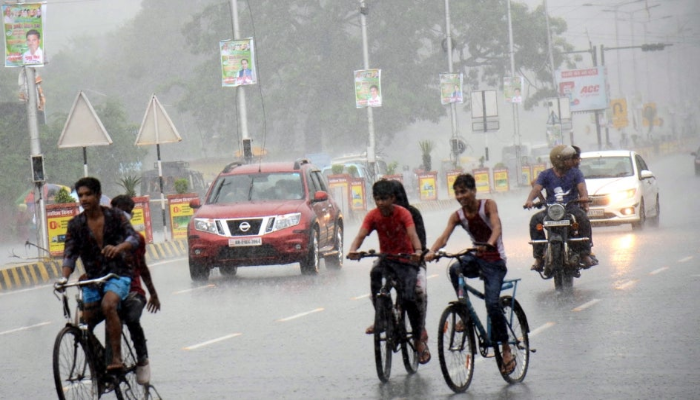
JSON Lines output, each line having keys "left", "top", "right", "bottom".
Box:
{"left": 220, "top": 38, "right": 257, "bottom": 87}
{"left": 354, "top": 69, "right": 381, "bottom": 108}
{"left": 3, "top": 3, "right": 46, "bottom": 67}
{"left": 440, "top": 73, "right": 463, "bottom": 105}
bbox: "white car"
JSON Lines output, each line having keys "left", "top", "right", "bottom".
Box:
{"left": 579, "top": 150, "right": 660, "bottom": 229}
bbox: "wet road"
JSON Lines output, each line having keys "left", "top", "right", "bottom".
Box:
{"left": 1, "top": 153, "right": 699, "bottom": 399}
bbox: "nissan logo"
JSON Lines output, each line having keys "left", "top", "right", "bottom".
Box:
{"left": 239, "top": 221, "right": 251, "bottom": 232}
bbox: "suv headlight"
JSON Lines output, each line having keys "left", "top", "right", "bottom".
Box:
{"left": 547, "top": 204, "right": 566, "bottom": 221}
{"left": 193, "top": 218, "right": 220, "bottom": 234}
{"left": 270, "top": 213, "right": 301, "bottom": 232}
{"left": 608, "top": 189, "right": 636, "bottom": 204}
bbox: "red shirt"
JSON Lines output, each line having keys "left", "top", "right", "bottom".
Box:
{"left": 129, "top": 233, "right": 147, "bottom": 296}
{"left": 361, "top": 205, "right": 415, "bottom": 255}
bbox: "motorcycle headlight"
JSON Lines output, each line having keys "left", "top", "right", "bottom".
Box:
{"left": 547, "top": 204, "right": 566, "bottom": 221}
{"left": 271, "top": 213, "right": 301, "bottom": 232}
{"left": 608, "top": 189, "right": 636, "bottom": 204}
{"left": 194, "top": 218, "right": 220, "bottom": 234}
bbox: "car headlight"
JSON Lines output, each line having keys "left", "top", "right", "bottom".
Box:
{"left": 271, "top": 213, "right": 301, "bottom": 232}
{"left": 194, "top": 218, "right": 220, "bottom": 234}
{"left": 547, "top": 204, "right": 566, "bottom": 221}
{"left": 608, "top": 189, "right": 636, "bottom": 204}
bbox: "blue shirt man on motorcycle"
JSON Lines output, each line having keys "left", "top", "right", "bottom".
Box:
{"left": 524, "top": 145, "right": 595, "bottom": 273}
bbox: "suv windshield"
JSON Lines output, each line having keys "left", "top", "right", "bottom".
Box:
{"left": 580, "top": 156, "right": 633, "bottom": 179}
{"left": 207, "top": 172, "right": 303, "bottom": 203}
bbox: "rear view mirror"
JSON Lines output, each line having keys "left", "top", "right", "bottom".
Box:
{"left": 190, "top": 198, "right": 201, "bottom": 209}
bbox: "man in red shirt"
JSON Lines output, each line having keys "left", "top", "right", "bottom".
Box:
{"left": 347, "top": 180, "right": 428, "bottom": 363}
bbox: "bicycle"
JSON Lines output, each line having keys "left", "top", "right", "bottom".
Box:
{"left": 348, "top": 250, "right": 422, "bottom": 383}
{"left": 432, "top": 248, "right": 533, "bottom": 393}
{"left": 53, "top": 273, "right": 162, "bottom": 400}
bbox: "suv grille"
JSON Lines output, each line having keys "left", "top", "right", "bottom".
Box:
{"left": 226, "top": 219, "right": 264, "bottom": 236}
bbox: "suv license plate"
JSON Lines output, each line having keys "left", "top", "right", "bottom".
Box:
{"left": 544, "top": 220, "right": 570, "bottom": 227}
{"left": 229, "top": 237, "right": 262, "bottom": 247}
{"left": 587, "top": 209, "right": 604, "bottom": 217}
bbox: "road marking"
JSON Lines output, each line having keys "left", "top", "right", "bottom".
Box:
{"left": 572, "top": 299, "right": 600, "bottom": 312}
{"left": 427, "top": 274, "right": 439, "bottom": 279}
{"left": 173, "top": 284, "right": 216, "bottom": 294}
{"left": 0, "top": 321, "right": 51, "bottom": 336}
{"left": 678, "top": 256, "right": 693, "bottom": 263}
{"left": 276, "top": 308, "right": 324, "bottom": 322}
{"left": 529, "top": 322, "right": 556, "bottom": 337}
{"left": 615, "top": 280, "right": 638, "bottom": 290}
{"left": 0, "top": 283, "right": 52, "bottom": 297}
{"left": 183, "top": 333, "right": 242, "bottom": 350}
{"left": 351, "top": 293, "right": 370, "bottom": 300}
{"left": 649, "top": 267, "right": 669, "bottom": 275}
{"left": 149, "top": 257, "right": 186, "bottom": 268}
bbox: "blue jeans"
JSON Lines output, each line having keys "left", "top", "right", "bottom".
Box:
{"left": 449, "top": 254, "right": 508, "bottom": 343}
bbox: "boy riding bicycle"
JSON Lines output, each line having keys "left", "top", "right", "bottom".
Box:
{"left": 347, "top": 180, "right": 430, "bottom": 364}
{"left": 424, "top": 173, "right": 515, "bottom": 374}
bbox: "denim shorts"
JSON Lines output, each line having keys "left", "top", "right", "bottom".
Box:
{"left": 82, "top": 276, "right": 132, "bottom": 304}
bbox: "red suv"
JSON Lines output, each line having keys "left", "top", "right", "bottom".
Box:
{"left": 187, "top": 159, "right": 344, "bottom": 280}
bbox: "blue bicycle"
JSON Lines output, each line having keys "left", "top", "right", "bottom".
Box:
{"left": 433, "top": 248, "right": 532, "bottom": 393}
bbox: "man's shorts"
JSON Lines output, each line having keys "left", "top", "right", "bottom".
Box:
{"left": 82, "top": 276, "right": 131, "bottom": 304}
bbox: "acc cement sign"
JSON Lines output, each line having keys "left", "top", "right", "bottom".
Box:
{"left": 555, "top": 66, "right": 609, "bottom": 112}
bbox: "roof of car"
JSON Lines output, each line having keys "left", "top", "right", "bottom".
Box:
{"left": 219, "top": 161, "right": 314, "bottom": 175}
{"left": 580, "top": 150, "right": 634, "bottom": 158}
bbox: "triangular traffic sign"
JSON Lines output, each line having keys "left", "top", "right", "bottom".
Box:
{"left": 57, "top": 91, "right": 113, "bottom": 148}
{"left": 135, "top": 95, "right": 182, "bottom": 145}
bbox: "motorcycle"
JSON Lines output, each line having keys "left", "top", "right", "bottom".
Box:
{"left": 527, "top": 200, "right": 592, "bottom": 291}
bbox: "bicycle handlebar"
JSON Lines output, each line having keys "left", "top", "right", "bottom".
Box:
{"left": 431, "top": 242, "right": 494, "bottom": 261}
{"left": 54, "top": 272, "right": 120, "bottom": 292}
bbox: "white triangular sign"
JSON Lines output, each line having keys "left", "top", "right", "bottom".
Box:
{"left": 57, "top": 91, "right": 113, "bottom": 148}
{"left": 135, "top": 95, "right": 182, "bottom": 145}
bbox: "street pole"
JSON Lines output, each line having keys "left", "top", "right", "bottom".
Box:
{"left": 444, "top": 0, "right": 460, "bottom": 168}
{"left": 359, "top": 0, "right": 376, "bottom": 179}
{"left": 596, "top": 45, "right": 604, "bottom": 150}
{"left": 507, "top": 0, "right": 521, "bottom": 186}
{"left": 230, "top": 0, "right": 250, "bottom": 161}
{"left": 24, "top": 66, "right": 49, "bottom": 258}
{"left": 544, "top": 0, "right": 565, "bottom": 146}
{"left": 613, "top": 9, "right": 623, "bottom": 96}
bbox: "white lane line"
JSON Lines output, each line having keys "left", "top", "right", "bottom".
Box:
{"left": 529, "top": 322, "right": 556, "bottom": 337}
{"left": 276, "top": 308, "right": 324, "bottom": 322}
{"left": 615, "top": 280, "right": 638, "bottom": 290}
{"left": 572, "top": 299, "right": 601, "bottom": 312}
{"left": 649, "top": 267, "right": 669, "bottom": 275}
{"left": 173, "top": 284, "right": 216, "bottom": 294}
{"left": 149, "top": 257, "right": 186, "bottom": 268}
{"left": 0, "top": 283, "right": 52, "bottom": 297}
{"left": 351, "top": 293, "right": 370, "bottom": 300}
{"left": 427, "top": 274, "right": 439, "bottom": 279}
{"left": 678, "top": 256, "right": 693, "bottom": 263}
{"left": 183, "top": 333, "right": 242, "bottom": 350}
{"left": 0, "top": 321, "right": 51, "bottom": 336}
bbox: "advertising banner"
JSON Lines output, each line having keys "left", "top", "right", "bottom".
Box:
{"left": 220, "top": 38, "right": 256, "bottom": 87}
{"left": 167, "top": 194, "right": 198, "bottom": 240}
{"left": 446, "top": 170, "right": 462, "bottom": 199}
{"left": 354, "top": 69, "right": 381, "bottom": 108}
{"left": 132, "top": 196, "right": 153, "bottom": 244}
{"left": 46, "top": 203, "right": 79, "bottom": 257}
{"left": 327, "top": 174, "right": 351, "bottom": 217}
{"left": 418, "top": 172, "right": 438, "bottom": 201}
{"left": 531, "top": 163, "right": 547, "bottom": 180}
{"left": 555, "top": 66, "right": 609, "bottom": 112}
{"left": 472, "top": 168, "right": 491, "bottom": 194}
{"left": 610, "top": 98, "right": 629, "bottom": 129}
{"left": 504, "top": 76, "right": 524, "bottom": 104}
{"left": 440, "top": 73, "right": 463, "bottom": 105}
{"left": 521, "top": 165, "right": 532, "bottom": 187}
{"left": 3, "top": 3, "right": 46, "bottom": 67}
{"left": 350, "top": 178, "right": 367, "bottom": 211}
{"left": 493, "top": 168, "right": 509, "bottom": 193}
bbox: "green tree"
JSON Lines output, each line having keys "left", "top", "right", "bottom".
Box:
{"left": 419, "top": 140, "right": 435, "bottom": 172}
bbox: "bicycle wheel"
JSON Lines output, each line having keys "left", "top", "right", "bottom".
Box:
{"left": 399, "top": 308, "right": 419, "bottom": 374}
{"left": 118, "top": 331, "right": 143, "bottom": 400}
{"left": 374, "top": 295, "right": 394, "bottom": 382}
{"left": 493, "top": 296, "right": 530, "bottom": 383}
{"left": 53, "top": 326, "right": 97, "bottom": 400}
{"left": 437, "top": 304, "right": 475, "bottom": 393}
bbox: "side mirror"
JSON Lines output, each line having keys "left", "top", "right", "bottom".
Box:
{"left": 640, "top": 170, "right": 654, "bottom": 180}
{"left": 313, "top": 191, "right": 329, "bottom": 202}
{"left": 189, "top": 198, "right": 201, "bottom": 209}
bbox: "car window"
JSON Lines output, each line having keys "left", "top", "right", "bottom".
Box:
{"left": 580, "top": 156, "right": 633, "bottom": 178}
{"left": 635, "top": 154, "right": 649, "bottom": 173}
{"left": 207, "top": 172, "right": 303, "bottom": 203}
{"left": 306, "top": 170, "right": 319, "bottom": 197}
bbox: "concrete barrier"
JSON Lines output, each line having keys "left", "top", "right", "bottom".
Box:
{"left": 0, "top": 239, "right": 187, "bottom": 292}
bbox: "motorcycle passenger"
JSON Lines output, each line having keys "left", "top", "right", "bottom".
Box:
{"left": 524, "top": 145, "right": 595, "bottom": 274}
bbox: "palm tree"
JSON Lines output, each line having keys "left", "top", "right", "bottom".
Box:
{"left": 117, "top": 175, "right": 141, "bottom": 197}
{"left": 418, "top": 140, "right": 435, "bottom": 172}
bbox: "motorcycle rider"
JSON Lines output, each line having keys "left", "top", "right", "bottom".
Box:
{"left": 524, "top": 145, "right": 595, "bottom": 275}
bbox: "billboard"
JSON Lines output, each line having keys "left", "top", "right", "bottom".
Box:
{"left": 555, "top": 66, "right": 609, "bottom": 112}
{"left": 3, "top": 3, "right": 46, "bottom": 67}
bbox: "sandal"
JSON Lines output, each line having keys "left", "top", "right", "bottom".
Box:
{"left": 365, "top": 324, "right": 374, "bottom": 335}
{"left": 417, "top": 341, "right": 431, "bottom": 365}
{"left": 455, "top": 320, "right": 465, "bottom": 333}
{"left": 106, "top": 363, "right": 125, "bottom": 373}
{"left": 500, "top": 357, "right": 516, "bottom": 375}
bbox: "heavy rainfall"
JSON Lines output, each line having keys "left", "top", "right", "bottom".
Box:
{"left": 1, "top": 0, "right": 699, "bottom": 399}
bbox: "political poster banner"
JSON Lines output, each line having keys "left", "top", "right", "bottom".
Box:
{"left": 504, "top": 76, "right": 524, "bottom": 104}
{"left": 46, "top": 203, "right": 79, "bottom": 257}
{"left": 555, "top": 66, "right": 609, "bottom": 112}
{"left": 440, "top": 73, "right": 463, "bottom": 105}
{"left": 3, "top": 3, "right": 46, "bottom": 67}
{"left": 354, "top": 69, "right": 381, "bottom": 108}
{"left": 167, "top": 194, "right": 198, "bottom": 240}
{"left": 220, "top": 38, "right": 256, "bottom": 87}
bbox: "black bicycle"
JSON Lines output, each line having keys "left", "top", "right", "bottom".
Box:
{"left": 53, "top": 273, "right": 162, "bottom": 400}
{"left": 432, "top": 248, "right": 533, "bottom": 393}
{"left": 349, "top": 250, "right": 422, "bottom": 382}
